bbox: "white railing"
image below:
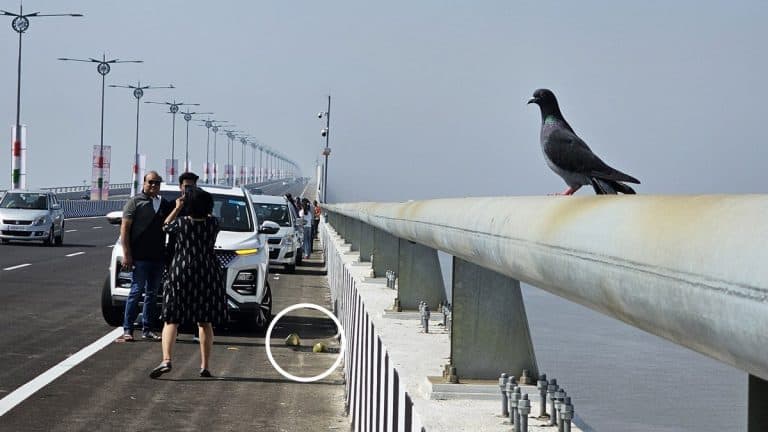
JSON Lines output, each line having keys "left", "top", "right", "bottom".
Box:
{"left": 325, "top": 195, "right": 768, "bottom": 380}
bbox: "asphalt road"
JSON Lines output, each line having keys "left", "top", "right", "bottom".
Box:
{"left": 0, "top": 213, "right": 347, "bottom": 432}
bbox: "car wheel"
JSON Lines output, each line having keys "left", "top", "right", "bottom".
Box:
{"left": 43, "top": 226, "right": 54, "bottom": 246}
{"left": 54, "top": 222, "right": 64, "bottom": 246}
{"left": 296, "top": 248, "right": 303, "bottom": 266}
{"left": 254, "top": 281, "right": 273, "bottom": 329}
{"left": 101, "top": 275, "right": 124, "bottom": 327}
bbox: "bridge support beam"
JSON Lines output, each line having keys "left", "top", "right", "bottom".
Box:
{"left": 451, "top": 258, "right": 538, "bottom": 380}
{"left": 749, "top": 374, "right": 768, "bottom": 432}
{"left": 359, "top": 222, "right": 374, "bottom": 262}
{"left": 397, "top": 241, "right": 446, "bottom": 310}
{"left": 347, "top": 218, "right": 360, "bottom": 252}
{"left": 372, "top": 228, "right": 399, "bottom": 278}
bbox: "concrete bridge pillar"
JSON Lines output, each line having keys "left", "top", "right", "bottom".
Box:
{"left": 359, "top": 222, "right": 374, "bottom": 262}
{"left": 347, "top": 218, "right": 360, "bottom": 252}
{"left": 749, "top": 374, "right": 768, "bottom": 432}
{"left": 450, "top": 258, "right": 538, "bottom": 380}
{"left": 372, "top": 227, "right": 399, "bottom": 278}
{"left": 397, "top": 241, "right": 446, "bottom": 310}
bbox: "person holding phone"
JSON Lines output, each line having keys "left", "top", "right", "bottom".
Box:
{"left": 118, "top": 171, "right": 173, "bottom": 341}
{"left": 150, "top": 186, "right": 226, "bottom": 378}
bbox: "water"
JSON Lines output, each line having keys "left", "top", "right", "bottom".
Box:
{"left": 522, "top": 287, "right": 746, "bottom": 432}
{"left": 437, "top": 252, "right": 747, "bottom": 431}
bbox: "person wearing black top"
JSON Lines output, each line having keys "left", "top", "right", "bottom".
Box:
{"left": 119, "top": 171, "right": 173, "bottom": 341}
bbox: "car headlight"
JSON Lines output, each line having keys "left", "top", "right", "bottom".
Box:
{"left": 235, "top": 248, "right": 259, "bottom": 256}
{"left": 32, "top": 216, "right": 49, "bottom": 226}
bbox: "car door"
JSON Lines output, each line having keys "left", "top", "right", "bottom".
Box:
{"left": 49, "top": 194, "right": 64, "bottom": 232}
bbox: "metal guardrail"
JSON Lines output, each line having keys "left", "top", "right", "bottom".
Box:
{"left": 40, "top": 183, "right": 132, "bottom": 194}
{"left": 325, "top": 195, "right": 768, "bottom": 381}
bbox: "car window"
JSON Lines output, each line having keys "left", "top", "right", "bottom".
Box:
{"left": 0, "top": 192, "right": 49, "bottom": 210}
{"left": 253, "top": 203, "right": 291, "bottom": 227}
{"left": 159, "top": 190, "right": 253, "bottom": 232}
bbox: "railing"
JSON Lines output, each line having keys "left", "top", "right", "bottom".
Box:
{"left": 325, "top": 195, "right": 768, "bottom": 381}
{"left": 40, "top": 183, "right": 132, "bottom": 194}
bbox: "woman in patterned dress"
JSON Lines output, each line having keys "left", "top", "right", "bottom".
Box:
{"left": 150, "top": 186, "right": 226, "bottom": 378}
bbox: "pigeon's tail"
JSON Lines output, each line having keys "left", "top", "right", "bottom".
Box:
{"left": 590, "top": 178, "right": 637, "bottom": 195}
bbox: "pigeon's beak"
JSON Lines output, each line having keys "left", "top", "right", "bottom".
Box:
{"left": 527, "top": 97, "right": 538, "bottom": 105}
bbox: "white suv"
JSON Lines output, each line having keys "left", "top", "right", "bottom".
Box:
{"left": 250, "top": 194, "right": 303, "bottom": 273}
{"left": 101, "top": 183, "right": 280, "bottom": 329}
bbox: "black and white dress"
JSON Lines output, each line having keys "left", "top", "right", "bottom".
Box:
{"left": 162, "top": 216, "right": 226, "bottom": 325}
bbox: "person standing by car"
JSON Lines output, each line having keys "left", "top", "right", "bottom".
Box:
{"left": 150, "top": 186, "right": 226, "bottom": 378}
{"left": 119, "top": 171, "right": 173, "bottom": 341}
{"left": 312, "top": 199, "right": 321, "bottom": 240}
{"left": 299, "top": 199, "right": 313, "bottom": 259}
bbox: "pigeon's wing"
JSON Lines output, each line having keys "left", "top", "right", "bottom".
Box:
{"left": 545, "top": 128, "right": 640, "bottom": 184}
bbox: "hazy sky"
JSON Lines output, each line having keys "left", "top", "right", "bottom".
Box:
{"left": 0, "top": 1, "right": 765, "bottom": 201}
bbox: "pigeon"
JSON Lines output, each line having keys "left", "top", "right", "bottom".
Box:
{"left": 527, "top": 88, "right": 640, "bottom": 195}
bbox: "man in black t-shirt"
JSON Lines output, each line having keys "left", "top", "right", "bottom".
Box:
{"left": 119, "top": 171, "right": 173, "bottom": 341}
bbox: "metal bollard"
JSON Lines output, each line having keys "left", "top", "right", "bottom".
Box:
{"left": 446, "top": 365, "right": 458, "bottom": 384}
{"left": 511, "top": 386, "right": 522, "bottom": 431}
{"left": 518, "top": 394, "right": 531, "bottom": 432}
{"left": 519, "top": 369, "right": 534, "bottom": 385}
{"left": 499, "top": 373, "right": 509, "bottom": 417}
{"left": 547, "top": 379, "right": 559, "bottom": 427}
{"left": 505, "top": 378, "right": 516, "bottom": 423}
{"left": 537, "top": 374, "right": 548, "bottom": 418}
{"left": 554, "top": 388, "right": 566, "bottom": 430}
{"left": 561, "top": 397, "right": 573, "bottom": 432}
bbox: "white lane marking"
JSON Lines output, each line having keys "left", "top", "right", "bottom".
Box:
{"left": 65, "top": 229, "right": 77, "bottom": 233}
{"left": 0, "top": 327, "right": 123, "bottom": 417}
{"left": 65, "top": 252, "right": 85, "bottom": 257}
{"left": 3, "top": 264, "right": 31, "bottom": 271}
{"left": 107, "top": 245, "right": 115, "bottom": 248}
{"left": 92, "top": 226, "right": 103, "bottom": 230}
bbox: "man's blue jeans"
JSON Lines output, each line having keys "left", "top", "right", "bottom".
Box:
{"left": 123, "top": 260, "right": 163, "bottom": 333}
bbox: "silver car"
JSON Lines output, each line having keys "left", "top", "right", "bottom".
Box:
{"left": 0, "top": 190, "right": 65, "bottom": 246}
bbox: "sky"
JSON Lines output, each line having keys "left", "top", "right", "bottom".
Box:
{"left": 0, "top": 1, "right": 766, "bottom": 201}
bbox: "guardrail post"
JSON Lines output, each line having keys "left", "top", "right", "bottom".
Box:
{"left": 397, "top": 240, "right": 447, "bottom": 311}
{"left": 372, "top": 227, "right": 399, "bottom": 278}
{"left": 359, "top": 222, "right": 374, "bottom": 262}
{"left": 450, "top": 258, "right": 538, "bottom": 380}
{"left": 345, "top": 217, "right": 360, "bottom": 252}
{"left": 749, "top": 374, "right": 768, "bottom": 432}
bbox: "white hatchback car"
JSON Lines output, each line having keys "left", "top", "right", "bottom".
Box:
{"left": 101, "top": 183, "right": 280, "bottom": 329}
{"left": 250, "top": 194, "right": 303, "bottom": 273}
{"left": 0, "top": 189, "right": 65, "bottom": 246}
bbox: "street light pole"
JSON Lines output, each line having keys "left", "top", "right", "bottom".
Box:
{"left": 180, "top": 109, "right": 213, "bottom": 173}
{"left": 145, "top": 100, "right": 199, "bottom": 181}
{"left": 197, "top": 119, "right": 228, "bottom": 184}
{"left": 58, "top": 54, "right": 142, "bottom": 200}
{"left": 2, "top": 6, "right": 82, "bottom": 189}
{"left": 109, "top": 82, "right": 174, "bottom": 196}
{"left": 318, "top": 94, "right": 331, "bottom": 202}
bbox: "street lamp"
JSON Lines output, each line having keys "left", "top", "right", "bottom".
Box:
{"left": 211, "top": 123, "right": 235, "bottom": 185}
{"left": 179, "top": 109, "right": 213, "bottom": 173}
{"left": 144, "top": 100, "right": 199, "bottom": 181}
{"left": 58, "top": 54, "right": 142, "bottom": 200}
{"left": 196, "top": 119, "right": 228, "bottom": 184}
{"left": 317, "top": 94, "right": 331, "bottom": 202}
{"left": 1, "top": 5, "right": 82, "bottom": 189}
{"left": 109, "top": 82, "right": 174, "bottom": 196}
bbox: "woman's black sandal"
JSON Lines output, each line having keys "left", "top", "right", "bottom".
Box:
{"left": 149, "top": 362, "right": 172, "bottom": 379}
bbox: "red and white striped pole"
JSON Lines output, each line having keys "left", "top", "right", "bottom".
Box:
{"left": 10, "top": 125, "right": 26, "bottom": 189}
